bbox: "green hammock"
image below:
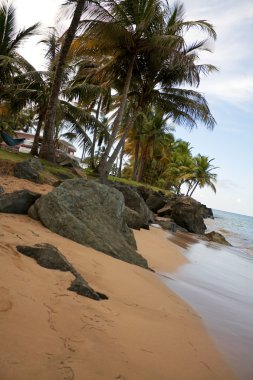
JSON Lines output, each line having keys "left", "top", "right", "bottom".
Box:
{"left": 0, "top": 131, "right": 25, "bottom": 146}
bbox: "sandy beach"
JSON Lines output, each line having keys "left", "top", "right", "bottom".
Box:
{"left": 0, "top": 177, "right": 236, "bottom": 380}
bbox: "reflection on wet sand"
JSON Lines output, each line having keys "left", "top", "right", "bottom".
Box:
{"left": 168, "top": 230, "right": 200, "bottom": 249}
{"left": 162, "top": 236, "right": 253, "bottom": 380}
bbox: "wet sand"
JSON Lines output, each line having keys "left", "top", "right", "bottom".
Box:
{"left": 162, "top": 235, "right": 253, "bottom": 380}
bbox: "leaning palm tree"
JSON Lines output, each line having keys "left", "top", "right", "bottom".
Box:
{"left": 39, "top": 0, "right": 91, "bottom": 161}
{"left": 22, "top": 26, "right": 101, "bottom": 156}
{"left": 188, "top": 154, "right": 218, "bottom": 196}
{"left": 74, "top": 0, "right": 217, "bottom": 181}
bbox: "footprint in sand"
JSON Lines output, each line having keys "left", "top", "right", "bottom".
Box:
{"left": 0, "top": 287, "right": 12, "bottom": 312}
{"left": 58, "top": 365, "right": 75, "bottom": 380}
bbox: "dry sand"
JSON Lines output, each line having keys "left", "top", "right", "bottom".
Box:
{"left": 0, "top": 177, "right": 236, "bottom": 380}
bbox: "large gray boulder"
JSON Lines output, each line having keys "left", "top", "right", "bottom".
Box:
{"left": 28, "top": 179, "right": 148, "bottom": 268}
{"left": 111, "top": 182, "right": 153, "bottom": 229}
{"left": 14, "top": 158, "right": 44, "bottom": 183}
{"left": 171, "top": 196, "right": 206, "bottom": 234}
{"left": 0, "top": 190, "right": 41, "bottom": 214}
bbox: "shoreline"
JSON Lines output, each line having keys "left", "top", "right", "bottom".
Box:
{"left": 163, "top": 233, "right": 253, "bottom": 380}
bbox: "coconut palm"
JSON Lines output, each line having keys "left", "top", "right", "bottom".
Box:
{"left": 0, "top": 1, "right": 39, "bottom": 131}
{"left": 0, "top": 1, "right": 39, "bottom": 80}
{"left": 39, "top": 0, "right": 91, "bottom": 161}
{"left": 72, "top": 0, "right": 217, "bottom": 181}
{"left": 187, "top": 154, "right": 218, "bottom": 196}
{"left": 125, "top": 108, "right": 172, "bottom": 182}
{"left": 73, "top": 0, "right": 166, "bottom": 179}
{"left": 19, "top": 27, "right": 101, "bottom": 156}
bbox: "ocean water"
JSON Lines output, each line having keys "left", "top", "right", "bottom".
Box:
{"left": 205, "top": 209, "right": 253, "bottom": 255}
{"left": 161, "top": 210, "right": 253, "bottom": 380}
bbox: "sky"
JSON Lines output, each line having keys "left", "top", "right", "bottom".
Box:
{"left": 11, "top": 0, "right": 253, "bottom": 216}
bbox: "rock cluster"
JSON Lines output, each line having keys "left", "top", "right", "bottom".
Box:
{"left": 135, "top": 190, "right": 207, "bottom": 235}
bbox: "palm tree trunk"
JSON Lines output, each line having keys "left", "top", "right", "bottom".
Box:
{"left": 132, "top": 139, "right": 140, "bottom": 181}
{"left": 186, "top": 180, "right": 193, "bottom": 196}
{"left": 90, "top": 95, "right": 102, "bottom": 169}
{"left": 31, "top": 111, "right": 44, "bottom": 156}
{"left": 136, "top": 144, "right": 148, "bottom": 183}
{"left": 176, "top": 179, "right": 184, "bottom": 195}
{"left": 117, "top": 140, "right": 125, "bottom": 177}
{"left": 98, "top": 56, "right": 135, "bottom": 180}
{"left": 189, "top": 181, "right": 199, "bottom": 197}
{"left": 39, "top": 0, "right": 86, "bottom": 162}
{"left": 99, "top": 105, "right": 140, "bottom": 182}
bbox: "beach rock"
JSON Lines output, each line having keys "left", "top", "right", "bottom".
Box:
{"left": 205, "top": 231, "right": 232, "bottom": 246}
{"left": 154, "top": 217, "right": 174, "bottom": 231}
{"left": 124, "top": 207, "right": 144, "bottom": 230}
{"left": 201, "top": 204, "right": 214, "bottom": 219}
{"left": 136, "top": 186, "right": 151, "bottom": 201}
{"left": 28, "top": 179, "right": 148, "bottom": 269}
{"left": 171, "top": 196, "right": 206, "bottom": 234}
{"left": 111, "top": 182, "right": 153, "bottom": 229}
{"left": 68, "top": 277, "right": 108, "bottom": 300}
{"left": 146, "top": 193, "right": 166, "bottom": 213}
{"left": 14, "top": 158, "right": 44, "bottom": 183}
{"left": 16, "top": 243, "right": 107, "bottom": 300}
{"left": 0, "top": 190, "right": 41, "bottom": 214}
{"left": 157, "top": 203, "right": 173, "bottom": 217}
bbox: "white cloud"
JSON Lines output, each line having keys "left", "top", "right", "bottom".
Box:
{"left": 199, "top": 74, "right": 253, "bottom": 112}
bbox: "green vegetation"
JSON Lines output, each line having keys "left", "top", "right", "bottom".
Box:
{"left": 0, "top": 149, "right": 75, "bottom": 179}
{"left": 0, "top": 0, "right": 219, "bottom": 196}
{"left": 108, "top": 176, "right": 172, "bottom": 196}
{"left": 0, "top": 149, "right": 29, "bottom": 162}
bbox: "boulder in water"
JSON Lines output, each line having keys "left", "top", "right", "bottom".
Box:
{"left": 205, "top": 231, "right": 232, "bottom": 246}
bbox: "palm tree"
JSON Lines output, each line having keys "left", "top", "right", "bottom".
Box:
{"left": 130, "top": 109, "right": 172, "bottom": 182}
{"left": 73, "top": 0, "right": 173, "bottom": 180}
{"left": 188, "top": 155, "right": 218, "bottom": 196}
{"left": 73, "top": 0, "right": 217, "bottom": 181}
{"left": 39, "top": 0, "right": 90, "bottom": 161}
{"left": 0, "top": 1, "right": 39, "bottom": 131}
{"left": 0, "top": 1, "right": 39, "bottom": 83}
{"left": 158, "top": 139, "right": 193, "bottom": 193}
{"left": 22, "top": 26, "right": 101, "bottom": 156}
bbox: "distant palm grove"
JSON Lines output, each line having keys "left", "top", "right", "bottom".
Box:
{"left": 0, "top": 0, "right": 218, "bottom": 195}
